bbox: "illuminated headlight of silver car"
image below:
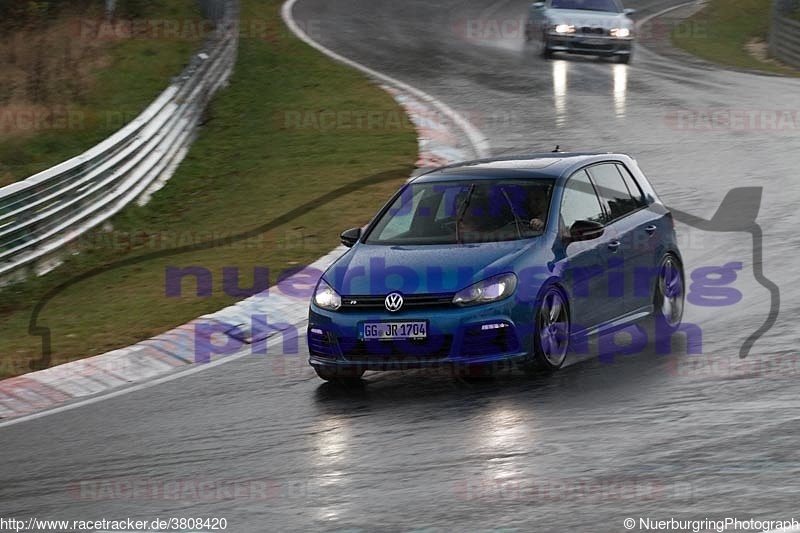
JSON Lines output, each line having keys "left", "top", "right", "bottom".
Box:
{"left": 453, "top": 273, "right": 518, "bottom": 307}
{"left": 610, "top": 27, "right": 631, "bottom": 38}
{"left": 314, "top": 279, "right": 341, "bottom": 311}
{"left": 554, "top": 24, "right": 575, "bottom": 34}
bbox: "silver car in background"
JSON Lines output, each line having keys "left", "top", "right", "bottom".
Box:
{"left": 526, "top": 0, "right": 635, "bottom": 63}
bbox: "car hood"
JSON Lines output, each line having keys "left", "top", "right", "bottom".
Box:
{"left": 324, "top": 241, "right": 533, "bottom": 296}
{"left": 548, "top": 9, "right": 631, "bottom": 28}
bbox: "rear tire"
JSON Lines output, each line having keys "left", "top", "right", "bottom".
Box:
{"left": 653, "top": 254, "right": 684, "bottom": 333}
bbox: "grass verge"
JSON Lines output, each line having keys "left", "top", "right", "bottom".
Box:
{"left": 0, "top": 0, "right": 417, "bottom": 378}
{"left": 0, "top": 0, "right": 201, "bottom": 185}
{"left": 671, "top": 0, "right": 800, "bottom": 76}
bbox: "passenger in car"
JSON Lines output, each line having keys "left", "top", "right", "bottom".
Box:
{"left": 526, "top": 189, "right": 549, "bottom": 233}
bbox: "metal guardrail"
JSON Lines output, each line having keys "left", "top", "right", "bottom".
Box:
{"left": 0, "top": 0, "right": 240, "bottom": 284}
{"left": 769, "top": 0, "right": 800, "bottom": 68}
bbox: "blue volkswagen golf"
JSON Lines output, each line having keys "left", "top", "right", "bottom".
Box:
{"left": 308, "top": 153, "right": 684, "bottom": 381}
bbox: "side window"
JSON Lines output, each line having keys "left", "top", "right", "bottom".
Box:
{"left": 616, "top": 164, "right": 648, "bottom": 208}
{"left": 560, "top": 170, "right": 604, "bottom": 232}
{"left": 588, "top": 163, "right": 640, "bottom": 223}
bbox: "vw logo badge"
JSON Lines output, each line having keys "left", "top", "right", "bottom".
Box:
{"left": 384, "top": 292, "right": 404, "bottom": 312}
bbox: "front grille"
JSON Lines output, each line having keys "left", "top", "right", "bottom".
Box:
{"left": 339, "top": 293, "right": 455, "bottom": 312}
{"left": 579, "top": 26, "right": 608, "bottom": 35}
{"left": 339, "top": 335, "right": 453, "bottom": 362}
{"left": 571, "top": 42, "right": 616, "bottom": 51}
{"left": 460, "top": 323, "right": 520, "bottom": 357}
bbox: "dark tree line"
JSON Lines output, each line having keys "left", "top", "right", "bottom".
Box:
{"left": 0, "top": 0, "right": 162, "bottom": 27}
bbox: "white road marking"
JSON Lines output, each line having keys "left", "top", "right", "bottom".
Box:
{"left": 635, "top": 0, "right": 708, "bottom": 64}
{"left": 0, "top": 339, "right": 264, "bottom": 429}
{"left": 281, "top": 0, "right": 491, "bottom": 159}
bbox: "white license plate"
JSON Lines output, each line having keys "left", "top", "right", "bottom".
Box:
{"left": 362, "top": 321, "right": 428, "bottom": 340}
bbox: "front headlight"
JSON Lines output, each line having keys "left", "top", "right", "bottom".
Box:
{"left": 554, "top": 24, "right": 575, "bottom": 34}
{"left": 313, "top": 279, "right": 341, "bottom": 310}
{"left": 610, "top": 27, "right": 631, "bottom": 38}
{"left": 452, "top": 273, "right": 518, "bottom": 307}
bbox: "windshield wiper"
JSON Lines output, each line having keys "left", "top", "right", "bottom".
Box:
{"left": 500, "top": 187, "right": 523, "bottom": 239}
{"left": 455, "top": 183, "right": 476, "bottom": 245}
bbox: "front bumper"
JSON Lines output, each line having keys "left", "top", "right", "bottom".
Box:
{"left": 547, "top": 33, "right": 633, "bottom": 56}
{"left": 307, "top": 300, "right": 531, "bottom": 372}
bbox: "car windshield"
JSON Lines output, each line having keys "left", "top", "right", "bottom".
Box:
{"left": 364, "top": 179, "right": 555, "bottom": 245}
{"left": 551, "top": 0, "right": 621, "bottom": 12}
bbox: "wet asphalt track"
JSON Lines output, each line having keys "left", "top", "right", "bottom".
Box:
{"left": 3, "top": 0, "right": 800, "bottom": 531}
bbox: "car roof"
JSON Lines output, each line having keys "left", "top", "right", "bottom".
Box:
{"left": 412, "top": 152, "right": 633, "bottom": 183}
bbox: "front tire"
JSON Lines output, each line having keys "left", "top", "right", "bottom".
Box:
{"left": 653, "top": 254, "right": 684, "bottom": 333}
{"left": 542, "top": 33, "right": 554, "bottom": 59}
{"left": 530, "top": 285, "right": 571, "bottom": 370}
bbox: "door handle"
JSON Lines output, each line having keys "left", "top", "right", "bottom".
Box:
{"left": 607, "top": 240, "right": 621, "bottom": 251}
{"left": 645, "top": 224, "right": 657, "bottom": 235}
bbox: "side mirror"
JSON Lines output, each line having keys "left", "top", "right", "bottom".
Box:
{"left": 623, "top": 8, "right": 636, "bottom": 16}
{"left": 532, "top": 2, "right": 545, "bottom": 8}
{"left": 568, "top": 220, "right": 605, "bottom": 242}
{"left": 340, "top": 227, "right": 362, "bottom": 248}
